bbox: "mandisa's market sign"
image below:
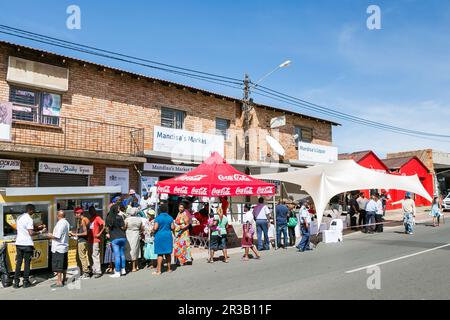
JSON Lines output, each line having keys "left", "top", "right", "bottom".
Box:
{"left": 153, "top": 126, "right": 224, "bottom": 158}
{"left": 38, "top": 162, "right": 94, "bottom": 175}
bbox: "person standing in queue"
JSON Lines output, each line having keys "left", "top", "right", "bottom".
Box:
{"left": 356, "top": 192, "right": 369, "bottom": 231}
{"left": 348, "top": 193, "right": 359, "bottom": 231}
{"left": 153, "top": 202, "right": 175, "bottom": 275}
{"left": 88, "top": 206, "right": 105, "bottom": 279}
{"left": 297, "top": 202, "right": 312, "bottom": 252}
{"left": 208, "top": 207, "right": 229, "bottom": 263}
{"left": 47, "top": 210, "right": 70, "bottom": 288}
{"left": 375, "top": 194, "right": 384, "bottom": 233}
{"left": 275, "top": 200, "right": 289, "bottom": 249}
{"left": 365, "top": 195, "right": 378, "bottom": 234}
{"left": 13, "top": 204, "right": 46, "bottom": 289}
{"left": 71, "top": 207, "right": 91, "bottom": 279}
{"left": 253, "top": 197, "right": 271, "bottom": 251}
{"left": 106, "top": 205, "right": 127, "bottom": 278}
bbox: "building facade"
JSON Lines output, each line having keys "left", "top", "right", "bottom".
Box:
{"left": 0, "top": 41, "right": 339, "bottom": 198}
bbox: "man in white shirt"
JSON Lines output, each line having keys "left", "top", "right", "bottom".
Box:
{"left": 365, "top": 195, "right": 378, "bottom": 234}
{"left": 297, "top": 202, "right": 312, "bottom": 252}
{"left": 253, "top": 197, "right": 272, "bottom": 251}
{"left": 139, "top": 192, "right": 150, "bottom": 212}
{"left": 356, "top": 192, "right": 369, "bottom": 229}
{"left": 47, "top": 210, "right": 70, "bottom": 288}
{"left": 375, "top": 194, "right": 384, "bottom": 233}
{"left": 13, "top": 204, "right": 46, "bottom": 289}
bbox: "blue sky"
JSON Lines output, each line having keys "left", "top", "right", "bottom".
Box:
{"left": 1, "top": 0, "right": 450, "bottom": 156}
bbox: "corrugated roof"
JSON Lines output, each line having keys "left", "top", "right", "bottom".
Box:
{"left": 382, "top": 156, "right": 414, "bottom": 170}
{"left": 0, "top": 39, "right": 340, "bottom": 126}
{"left": 338, "top": 150, "right": 372, "bottom": 162}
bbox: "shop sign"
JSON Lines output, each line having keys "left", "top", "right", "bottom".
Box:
{"left": 153, "top": 126, "right": 224, "bottom": 158}
{"left": 6, "top": 240, "right": 49, "bottom": 271}
{"left": 68, "top": 238, "right": 78, "bottom": 269}
{"left": 143, "top": 163, "right": 195, "bottom": 174}
{"left": 0, "top": 102, "right": 13, "bottom": 142}
{"left": 105, "top": 168, "right": 129, "bottom": 194}
{"left": 0, "top": 159, "right": 21, "bottom": 170}
{"left": 38, "top": 162, "right": 93, "bottom": 175}
{"left": 298, "top": 142, "right": 338, "bottom": 164}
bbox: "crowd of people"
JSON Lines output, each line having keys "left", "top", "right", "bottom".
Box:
{"left": 11, "top": 187, "right": 443, "bottom": 289}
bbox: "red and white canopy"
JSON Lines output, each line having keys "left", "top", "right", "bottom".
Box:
{"left": 157, "top": 152, "right": 275, "bottom": 197}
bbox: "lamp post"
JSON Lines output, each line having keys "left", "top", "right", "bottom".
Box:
{"left": 242, "top": 60, "right": 291, "bottom": 161}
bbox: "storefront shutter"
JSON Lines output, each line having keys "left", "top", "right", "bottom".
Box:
{"left": 0, "top": 171, "right": 9, "bottom": 187}
{"left": 38, "top": 173, "right": 89, "bottom": 187}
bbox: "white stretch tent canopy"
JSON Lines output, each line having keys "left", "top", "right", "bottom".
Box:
{"left": 254, "top": 160, "right": 433, "bottom": 230}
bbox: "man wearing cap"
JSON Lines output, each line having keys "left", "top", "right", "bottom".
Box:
{"left": 140, "top": 192, "right": 151, "bottom": 212}
{"left": 127, "top": 189, "right": 141, "bottom": 206}
{"left": 70, "top": 207, "right": 91, "bottom": 279}
{"left": 392, "top": 192, "right": 416, "bottom": 235}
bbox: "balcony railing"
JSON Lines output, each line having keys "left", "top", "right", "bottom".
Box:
{"left": 10, "top": 117, "right": 144, "bottom": 157}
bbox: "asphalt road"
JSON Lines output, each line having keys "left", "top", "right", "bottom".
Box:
{"left": 1, "top": 220, "right": 449, "bottom": 300}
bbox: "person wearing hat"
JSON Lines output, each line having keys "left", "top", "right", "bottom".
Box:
{"left": 391, "top": 192, "right": 416, "bottom": 235}
{"left": 127, "top": 189, "right": 141, "bottom": 206}
{"left": 69, "top": 207, "right": 91, "bottom": 279}
{"left": 143, "top": 210, "right": 157, "bottom": 269}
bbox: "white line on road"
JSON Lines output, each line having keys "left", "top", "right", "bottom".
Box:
{"left": 346, "top": 243, "right": 450, "bottom": 274}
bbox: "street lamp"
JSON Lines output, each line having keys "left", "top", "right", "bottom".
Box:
{"left": 242, "top": 60, "right": 292, "bottom": 161}
{"left": 254, "top": 60, "right": 292, "bottom": 86}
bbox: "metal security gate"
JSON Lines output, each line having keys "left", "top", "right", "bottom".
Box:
{"left": 38, "top": 173, "right": 89, "bottom": 187}
{"left": 0, "top": 171, "right": 8, "bottom": 187}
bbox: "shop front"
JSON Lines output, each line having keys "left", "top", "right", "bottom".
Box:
{"left": 0, "top": 186, "right": 120, "bottom": 272}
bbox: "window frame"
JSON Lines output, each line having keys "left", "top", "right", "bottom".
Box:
{"left": 160, "top": 107, "right": 185, "bottom": 129}
{"left": 294, "top": 126, "right": 313, "bottom": 147}
{"left": 215, "top": 117, "right": 230, "bottom": 140}
{"left": 9, "top": 86, "right": 61, "bottom": 126}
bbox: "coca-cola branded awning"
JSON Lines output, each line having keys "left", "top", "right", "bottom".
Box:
{"left": 157, "top": 152, "right": 276, "bottom": 197}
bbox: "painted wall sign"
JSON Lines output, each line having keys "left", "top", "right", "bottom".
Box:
{"left": 143, "top": 163, "right": 195, "bottom": 174}
{"left": 38, "top": 162, "right": 94, "bottom": 175}
{"left": 0, "top": 159, "right": 21, "bottom": 170}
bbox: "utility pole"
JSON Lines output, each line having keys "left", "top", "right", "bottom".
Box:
{"left": 242, "top": 74, "right": 251, "bottom": 162}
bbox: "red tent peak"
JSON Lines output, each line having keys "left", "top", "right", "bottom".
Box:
{"left": 205, "top": 152, "right": 226, "bottom": 165}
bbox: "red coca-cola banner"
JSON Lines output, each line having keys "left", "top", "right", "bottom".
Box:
{"left": 157, "top": 152, "right": 276, "bottom": 197}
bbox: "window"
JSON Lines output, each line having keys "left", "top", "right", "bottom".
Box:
{"left": 294, "top": 126, "right": 313, "bottom": 146}
{"left": 1, "top": 203, "right": 49, "bottom": 239}
{"left": 9, "top": 86, "right": 61, "bottom": 126}
{"left": 57, "top": 198, "right": 104, "bottom": 230}
{"left": 216, "top": 118, "right": 230, "bottom": 139}
{"left": 161, "top": 107, "right": 184, "bottom": 129}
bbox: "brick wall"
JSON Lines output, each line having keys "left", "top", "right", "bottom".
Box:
{"left": 0, "top": 42, "right": 334, "bottom": 163}
{"left": 8, "top": 158, "right": 35, "bottom": 187}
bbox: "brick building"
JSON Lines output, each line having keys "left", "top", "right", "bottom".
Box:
{"left": 0, "top": 40, "right": 338, "bottom": 193}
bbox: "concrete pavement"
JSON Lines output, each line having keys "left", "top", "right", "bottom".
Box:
{"left": 1, "top": 214, "right": 448, "bottom": 300}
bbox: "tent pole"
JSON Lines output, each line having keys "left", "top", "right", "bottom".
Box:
{"left": 273, "top": 194, "right": 277, "bottom": 250}
{"left": 208, "top": 197, "right": 212, "bottom": 261}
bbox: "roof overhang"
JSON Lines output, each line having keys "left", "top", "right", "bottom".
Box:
{"left": 0, "top": 186, "right": 121, "bottom": 197}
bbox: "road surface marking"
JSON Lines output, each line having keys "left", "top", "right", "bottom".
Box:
{"left": 346, "top": 243, "right": 450, "bottom": 273}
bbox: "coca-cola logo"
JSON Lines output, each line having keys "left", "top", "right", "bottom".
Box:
{"left": 191, "top": 187, "right": 208, "bottom": 196}
{"left": 175, "top": 174, "right": 207, "bottom": 182}
{"left": 257, "top": 186, "right": 274, "bottom": 194}
{"left": 218, "top": 174, "right": 251, "bottom": 182}
{"left": 157, "top": 186, "right": 171, "bottom": 193}
{"left": 235, "top": 187, "right": 254, "bottom": 195}
{"left": 211, "top": 187, "right": 231, "bottom": 196}
{"left": 174, "top": 186, "right": 189, "bottom": 194}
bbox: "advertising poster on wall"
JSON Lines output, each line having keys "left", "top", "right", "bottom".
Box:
{"left": 140, "top": 176, "right": 159, "bottom": 195}
{"left": 42, "top": 92, "right": 62, "bottom": 117}
{"left": 106, "top": 168, "right": 130, "bottom": 194}
{"left": 0, "top": 102, "right": 12, "bottom": 141}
